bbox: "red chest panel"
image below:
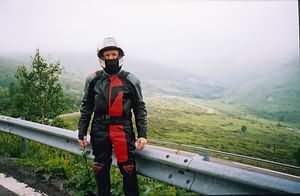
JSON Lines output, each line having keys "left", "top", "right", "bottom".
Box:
{"left": 108, "top": 75, "right": 124, "bottom": 117}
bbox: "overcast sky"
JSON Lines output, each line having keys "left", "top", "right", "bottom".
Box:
{"left": 0, "top": 0, "right": 298, "bottom": 78}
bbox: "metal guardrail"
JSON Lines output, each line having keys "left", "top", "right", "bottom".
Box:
{"left": 0, "top": 115, "right": 300, "bottom": 195}
{"left": 149, "top": 139, "right": 300, "bottom": 170}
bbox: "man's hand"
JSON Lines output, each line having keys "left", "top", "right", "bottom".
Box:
{"left": 135, "top": 137, "right": 147, "bottom": 150}
{"left": 78, "top": 136, "right": 89, "bottom": 148}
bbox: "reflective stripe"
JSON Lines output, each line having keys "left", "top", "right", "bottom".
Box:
{"left": 123, "top": 164, "right": 135, "bottom": 174}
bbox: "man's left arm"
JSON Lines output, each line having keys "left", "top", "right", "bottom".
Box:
{"left": 131, "top": 77, "right": 148, "bottom": 150}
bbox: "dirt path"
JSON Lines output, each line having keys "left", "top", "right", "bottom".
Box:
{"left": 58, "top": 112, "right": 80, "bottom": 119}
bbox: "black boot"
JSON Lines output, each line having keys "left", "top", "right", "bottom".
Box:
{"left": 118, "top": 162, "right": 139, "bottom": 196}
{"left": 93, "top": 162, "right": 112, "bottom": 196}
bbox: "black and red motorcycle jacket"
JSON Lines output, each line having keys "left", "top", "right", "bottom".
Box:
{"left": 77, "top": 69, "right": 147, "bottom": 140}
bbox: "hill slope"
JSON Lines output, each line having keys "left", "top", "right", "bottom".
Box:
{"left": 62, "top": 96, "right": 300, "bottom": 167}
{"left": 223, "top": 60, "right": 300, "bottom": 123}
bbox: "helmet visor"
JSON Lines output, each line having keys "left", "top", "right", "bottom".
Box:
{"left": 97, "top": 46, "right": 124, "bottom": 60}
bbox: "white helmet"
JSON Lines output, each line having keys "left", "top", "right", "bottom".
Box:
{"left": 97, "top": 36, "right": 125, "bottom": 68}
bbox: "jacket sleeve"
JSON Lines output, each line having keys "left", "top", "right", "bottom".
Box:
{"left": 128, "top": 74, "right": 148, "bottom": 138}
{"left": 77, "top": 75, "right": 95, "bottom": 140}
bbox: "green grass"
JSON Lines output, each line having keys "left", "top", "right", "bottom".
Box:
{"left": 60, "top": 96, "right": 300, "bottom": 166}
{"left": 58, "top": 96, "right": 300, "bottom": 168}
{"left": 0, "top": 132, "right": 196, "bottom": 196}
{"left": 144, "top": 97, "right": 300, "bottom": 166}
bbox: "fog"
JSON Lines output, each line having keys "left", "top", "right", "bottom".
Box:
{"left": 0, "top": 0, "right": 298, "bottom": 81}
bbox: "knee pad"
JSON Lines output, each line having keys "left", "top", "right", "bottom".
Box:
{"left": 92, "top": 162, "right": 105, "bottom": 174}
{"left": 118, "top": 161, "right": 136, "bottom": 175}
{"left": 123, "top": 164, "right": 135, "bottom": 175}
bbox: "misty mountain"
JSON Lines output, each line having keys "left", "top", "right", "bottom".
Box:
{"left": 0, "top": 56, "right": 31, "bottom": 87}
{"left": 41, "top": 53, "right": 227, "bottom": 99}
{"left": 223, "top": 59, "right": 300, "bottom": 122}
{"left": 1, "top": 54, "right": 299, "bottom": 123}
{"left": 0, "top": 54, "right": 226, "bottom": 99}
{"left": 125, "top": 58, "right": 225, "bottom": 99}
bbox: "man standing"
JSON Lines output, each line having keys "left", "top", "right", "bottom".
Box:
{"left": 77, "top": 37, "right": 148, "bottom": 196}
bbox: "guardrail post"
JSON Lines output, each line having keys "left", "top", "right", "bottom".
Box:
{"left": 203, "top": 151, "right": 209, "bottom": 161}
{"left": 20, "top": 137, "right": 27, "bottom": 157}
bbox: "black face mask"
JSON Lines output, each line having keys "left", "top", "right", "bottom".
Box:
{"left": 104, "top": 59, "right": 121, "bottom": 75}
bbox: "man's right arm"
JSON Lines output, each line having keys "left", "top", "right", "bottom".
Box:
{"left": 78, "top": 74, "right": 95, "bottom": 140}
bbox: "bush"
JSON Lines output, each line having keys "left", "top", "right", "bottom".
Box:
{"left": 241, "top": 125, "right": 247, "bottom": 133}
{"left": 294, "top": 147, "right": 300, "bottom": 166}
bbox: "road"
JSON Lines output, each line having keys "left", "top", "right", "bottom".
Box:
{"left": 58, "top": 111, "right": 80, "bottom": 118}
{"left": 0, "top": 173, "right": 47, "bottom": 196}
{"left": 0, "top": 185, "right": 18, "bottom": 196}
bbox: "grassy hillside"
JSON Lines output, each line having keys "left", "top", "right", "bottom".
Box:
{"left": 1, "top": 95, "right": 299, "bottom": 195}
{"left": 1, "top": 54, "right": 299, "bottom": 194}
{"left": 63, "top": 96, "right": 300, "bottom": 168}
{"left": 223, "top": 62, "right": 300, "bottom": 123}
